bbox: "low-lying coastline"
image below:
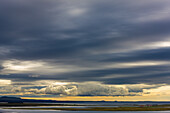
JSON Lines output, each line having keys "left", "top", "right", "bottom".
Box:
{"left": 1, "top": 103, "right": 170, "bottom": 111}
{"left": 5, "top": 106, "right": 170, "bottom": 111}
{"left": 0, "top": 97, "right": 170, "bottom": 111}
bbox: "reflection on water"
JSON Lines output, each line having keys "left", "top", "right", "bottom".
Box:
{"left": 0, "top": 110, "right": 170, "bottom": 113}
{"left": 0, "top": 109, "right": 170, "bottom": 113}
{"left": 1, "top": 105, "right": 118, "bottom": 109}
{"left": 0, "top": 101, "right": 170, "bottom": 113}
{"left": 2, "top": 106, "right": 88, "bottom": 109}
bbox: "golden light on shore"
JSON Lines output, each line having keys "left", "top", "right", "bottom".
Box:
{"left": 21, "top": 95, "right": 170, "bottom": 102}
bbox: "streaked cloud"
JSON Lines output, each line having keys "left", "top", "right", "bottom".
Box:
{"left": 0, "top": 0, "right": 170, "bottom": 98}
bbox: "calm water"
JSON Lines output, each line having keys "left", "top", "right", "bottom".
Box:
{"left": 0, "top": 101, "right": 170, "bottom": 113}
{"left": 0, "top": 109, "right": 170, "bottom": 113}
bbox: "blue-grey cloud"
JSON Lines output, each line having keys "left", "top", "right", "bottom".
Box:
{"left": 0, "top": 0, "right": 170, "bottom": 87}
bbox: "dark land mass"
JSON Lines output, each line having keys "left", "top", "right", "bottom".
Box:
{"left": 0, "top": 96, "right": 170, "bottom": 104}
{"left": 1, "top": 96, "right": 170, "bottom": 111}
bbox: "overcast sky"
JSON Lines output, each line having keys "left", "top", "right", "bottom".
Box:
{"left": 0, "top": 0, "right": 170, "bottom": 100}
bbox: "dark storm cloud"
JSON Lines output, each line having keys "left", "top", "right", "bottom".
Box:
{"left": 0, "top": 66, "right": 4, "bottom": 72}
{"left": 1, "top": 64, "right": 169, "bottom": 85}
{"left": 0, "top": 0, "right": 170, "bottom": 85}
{"left": 103, "top": 47, "right": 170, "bottom": 63}
{"left": 103, "top": 72, "right": 170, "bottom": 84}
{"left": 64, "top": 65, "right": 170, "bottom": 84}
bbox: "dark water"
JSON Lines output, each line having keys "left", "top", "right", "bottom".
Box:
{"left": 0, "top": 109, "right": 170, "bottom": 113}
{"left": 49, "top": 101, "right": 170, "bottom": 106}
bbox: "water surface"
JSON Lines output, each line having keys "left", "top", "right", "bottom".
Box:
{"left": 0, "top": 109, "right": 170, "bottom": 113}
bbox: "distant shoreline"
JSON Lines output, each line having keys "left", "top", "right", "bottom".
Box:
{"left": 4, "top": 107, "right": 170, "bottom": 111}
{"left": 1, "top": 103, "right": 170, "bottom": 111}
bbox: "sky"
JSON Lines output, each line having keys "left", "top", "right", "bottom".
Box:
{"left": 0, "top": 0, "right": 170, "bottom": 101}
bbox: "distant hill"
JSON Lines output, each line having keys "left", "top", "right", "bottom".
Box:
{"left": 0, "top": 96, "right": 23, "bottom": 103}
{"left": 0, "top": 96, "right": 58, "bottom": 103}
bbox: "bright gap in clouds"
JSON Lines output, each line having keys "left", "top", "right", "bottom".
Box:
{"left": 68, "top": 8, "right": 87, "bottom": 16}
{"left": 106, "top": 61, "right": 169, "bottom": 68}
{"left": 2, "top": 60, "right": 43, "bottom": 71}
{"left": 52, "top": 82, "right": 68, "bottom": 85}
{"left": 157, "top": 41, "right": 170, "bottom": 47}
{"left": 0, "top": 79, "right": 11, "bottom": 85}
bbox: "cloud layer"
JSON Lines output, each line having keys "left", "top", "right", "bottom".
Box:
{"left": 0, "top": 82, "right": 164, "bottom": 97}
{"left": 0, "top": 0, "right": 170, "bottom": 97}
